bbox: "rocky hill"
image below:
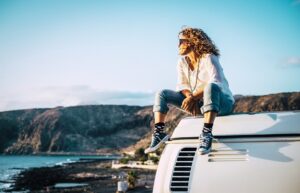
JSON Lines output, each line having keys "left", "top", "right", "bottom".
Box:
{"left": 0, "top": 92, "right": 299, "bottom": 155}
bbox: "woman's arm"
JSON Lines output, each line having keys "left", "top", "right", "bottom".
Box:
{"left": 190, "top": 84, "right": 206, "bottom": 100}
{"left": 181, "top": 89, "right": 196, "bottom": 112}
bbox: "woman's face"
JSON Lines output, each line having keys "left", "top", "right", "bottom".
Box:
{"left": 178, "top": 34, "right": 193, "bottom": 56}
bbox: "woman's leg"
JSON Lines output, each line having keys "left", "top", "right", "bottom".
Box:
{"left": 202, "top": 82, "right": 234, "bottom": 124}
{"left": 199, "top": 83, "right": 234, "bottom": 154}
{"left": 199, "top": 83, "right": 221, "bottom": 154}
{"left": 204, "top": 111, "right": 217, "bottom": 124}
{"left": 154, "top": 112, "right": 166, "bottom": 124}
{"left": 145, "top": 89, "right": 185, "bottom": 154}
{"left": 153, "top": 89, "right": 185, "bottom": 123}
{"left": 201, "top": 82, "right": 221, "bottom": 118}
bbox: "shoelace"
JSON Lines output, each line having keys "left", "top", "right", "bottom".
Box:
{"left": 200, "top": 135, "right": 212, "bottom": 147}
{"left": 151, "top": 132, "right": 162, "bottom": 146}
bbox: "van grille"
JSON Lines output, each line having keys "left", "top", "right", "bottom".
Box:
{"left": 170, "top": 147, "right": 196, "bottom": 192}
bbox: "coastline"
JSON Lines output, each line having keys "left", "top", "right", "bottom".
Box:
{"left": 2, "top": 152, "right": 122, "bottom": 156}
{"left": 4, "top": 158, "right": 155, "bottom": 193}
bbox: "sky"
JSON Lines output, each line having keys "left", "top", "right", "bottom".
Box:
{"left": 0, "top": 0, "right": 300, "bottom": 112}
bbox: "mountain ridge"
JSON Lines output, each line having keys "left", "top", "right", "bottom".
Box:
{"left": 0, "top": 92, "right": 299, "bottom": 155}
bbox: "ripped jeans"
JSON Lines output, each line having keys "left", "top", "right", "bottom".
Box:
{"left": 153, "top": 83, "right": 234, "bottom": 116}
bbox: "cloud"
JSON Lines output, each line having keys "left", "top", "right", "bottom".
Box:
{"left": 292, "top": 0, "right": 300, "bottom": 5}
{"left": 0, "top": 85, "right": 155, "bottom": 112}
{"left": 281, "top": 57, "right": 300, "bottom": 68}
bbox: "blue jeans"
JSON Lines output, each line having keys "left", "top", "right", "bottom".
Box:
{"left": 153, "top": 83, "right": 234, "bottom": 116}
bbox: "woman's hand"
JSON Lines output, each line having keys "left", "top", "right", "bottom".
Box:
{"left": 181, "top": 95, "right": 195, "bottom": 112}
{"left": 181, "top": 94, "right": 201, "bottom": 116}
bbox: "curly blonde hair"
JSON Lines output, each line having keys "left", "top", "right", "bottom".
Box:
{"left": 179, "top": 27, "right": 220, "bottom": 58}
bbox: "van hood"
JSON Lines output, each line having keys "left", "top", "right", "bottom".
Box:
{"left": 171, "top": 111, "right": 300, "bottom": 139}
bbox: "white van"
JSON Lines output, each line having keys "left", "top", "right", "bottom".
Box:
{"left": 153, "top": 111, "right": 300, "bottom": 193}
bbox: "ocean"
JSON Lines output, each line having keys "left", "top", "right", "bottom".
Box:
{"left": 0, "top": 155, "right": 119, "bottom": 192}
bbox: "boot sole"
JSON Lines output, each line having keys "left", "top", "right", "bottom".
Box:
{"left": 144, "top": 135, "right": 169, "bottom": 154}
{"left": 198, "top": 147, "right": 212, "bottom": 155}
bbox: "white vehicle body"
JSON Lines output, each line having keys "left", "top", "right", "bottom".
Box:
{"left": 153, "top": 111, "right": 300, "bottom": 193}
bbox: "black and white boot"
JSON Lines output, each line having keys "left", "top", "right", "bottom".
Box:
{"left": 144, "top": 123, "right": 169, "bottom": 154}
{"left": 198, "top": 123, "right": 213, "bottom": 155}
{"left": 198, "top": 132, "right": 213, "bottom": 155}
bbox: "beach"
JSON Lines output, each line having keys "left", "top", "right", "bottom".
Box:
{"left": 4, "top": 158, "right": 155, "bottom": 193}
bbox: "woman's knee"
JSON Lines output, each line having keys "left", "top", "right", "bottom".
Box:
{"left": 204, "top": 83, "right": 220, "bottom": 95}
{"left": 155, "top": 89, "right": 168, "bottom": 99}
{"left": 202, "top": 83, "right": 221, "bottom": 113}
{"left": 153, "top": 89, "right": 170, "bottom": 114}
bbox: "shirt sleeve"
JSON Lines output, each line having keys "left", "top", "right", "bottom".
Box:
{"left": 205, "top": 54, "right": 223, "bottom": 84}
{"left": 176, "top": 58, "right": 191, "bottom": 92}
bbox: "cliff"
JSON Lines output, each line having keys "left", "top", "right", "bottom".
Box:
{"left": 0, "top": 92, "right": 299, "bottom": 154}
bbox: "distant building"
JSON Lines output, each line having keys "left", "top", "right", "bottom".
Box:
{"left": 112, "top": 160, "right": 157, "bottom": 170}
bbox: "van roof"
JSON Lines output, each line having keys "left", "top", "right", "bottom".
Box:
{"left": 171, "top": 111, "right": 300, "bottom": 139}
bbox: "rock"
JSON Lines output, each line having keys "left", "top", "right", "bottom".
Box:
{"left": 0, "top": 92, "right": 299, "bottom": 155}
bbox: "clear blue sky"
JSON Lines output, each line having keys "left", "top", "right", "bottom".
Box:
{"left": 0, "top": 0, "right": 300, "bottom": 111}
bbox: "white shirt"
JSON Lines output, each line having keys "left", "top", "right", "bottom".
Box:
{"left": 176, "top": 53, "right": 235, "bottom": 102}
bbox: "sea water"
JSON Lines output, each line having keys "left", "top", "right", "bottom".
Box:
{"left": 0, "top": 155, "right": 118, "bottom": 192}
